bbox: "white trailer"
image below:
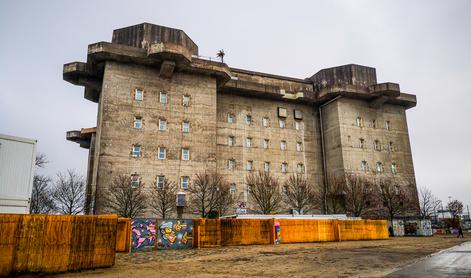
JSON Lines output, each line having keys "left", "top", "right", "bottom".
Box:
{"left": 0, "top": 134, "right": 36, "bottom": 213}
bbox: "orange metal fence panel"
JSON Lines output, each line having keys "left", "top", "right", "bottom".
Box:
{"left": 0, "top": 214, "right": 118, "bottom": 277}
{"left": 220, "top": 219, "right": 273, "bottom": 246}
{"left": 116, "top": 218, "right": 131, "bottom": 252}
{"left": 192, "top": 218, "right": 388, "bottom": 249}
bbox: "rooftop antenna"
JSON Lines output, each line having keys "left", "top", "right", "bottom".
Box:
{"left": 217, "top": 49, "right": 225, "bottom": 63}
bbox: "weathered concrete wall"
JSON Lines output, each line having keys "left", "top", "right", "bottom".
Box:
{"left": 216, "top": 93, "right": 324, "bottom": 212}
{"left": 321, "top": 97, "right": 419, "bottom": 214}
{"left": 334, "top": 98, "right": 415, "bottom": 178}
{"left": 93, "top": 61, "right": 217, "bottom": 214}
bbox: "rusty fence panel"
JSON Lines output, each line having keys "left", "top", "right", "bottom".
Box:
{"left": 0, "top": 214, "right": 118, "bottom": 277}
{"left": 116, "top": 218, "right": 131, "bottom": 252}
{"left": 193, "top": 218, "right": 388, "bottom": 248}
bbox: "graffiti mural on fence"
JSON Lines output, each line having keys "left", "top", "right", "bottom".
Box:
{"left": 157, "top": 219, "right": 193, "bottom": 249}
{"left": 131, "top": 218, "right": 156, "bottom": 252}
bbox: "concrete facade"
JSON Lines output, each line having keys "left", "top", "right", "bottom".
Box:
{"left": 64, "top": 23, "right": 418, "bottom": 217}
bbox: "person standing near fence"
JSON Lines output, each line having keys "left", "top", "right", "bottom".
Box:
{"left": 457, "top": 226, "right": 464, "bottom": 238}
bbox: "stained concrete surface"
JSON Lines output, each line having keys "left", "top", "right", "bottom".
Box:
{"left": 386, "top": 241, "right": 471, "bottom": 277}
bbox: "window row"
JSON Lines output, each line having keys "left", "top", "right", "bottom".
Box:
{"left": 360, "top": 161, "right": 398, "bottom": 174}
{"left": 358, "top": 138, "right": 395, "bottom": 152}
{"left": 228, "top": 137, "right": 303, "bottom": 151}
{"left": 132, "top": 145, "right": 190, "bottom": 160}
{"left": 133, "top": 117, "right": 190, "bottom": 133}
{"left": 227, "top": 114, "right": 304, "bottom": 130}
{"left": 134, "top": 88, "right": 191, "bottom": 106}
{"left": 355, "top": 116, "right": 391, "bottom": 130}
{"left": 131, "top": 174, "right": 190, "bottom": 190}
{"left": 227, "top": 160, "right": 305, "bottom": 174}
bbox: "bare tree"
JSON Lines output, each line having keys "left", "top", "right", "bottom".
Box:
{"left": 282, "top": 174, "right": 320, "bottom": 214}
{"left": 189, "top": 171, "right": 229, "bottom": 218}
{"left": 149, "top": 178, "right": 177, "bottom": 219}
{"left": 325, "top": 173, "right": 346, "bottom": 214}
{"left": 447, "top": 199, "right": 464, "bottom": 219}
{"left": 52, "top": 169, "right": 85, "bottom": 215}
{"left": 418, "top": 186, "right": 441, "bottom": 220}
{"left": 104, "top": 174, "right": 147, "bottom": 218}
{"left": 30, "top": 175, "right": 56, "bottom": 214}
{"left": 35, "top": 152, "right": 49, "bottom": 168}
{"left": 246, "top": 171, "right": 282, "bottom": 214}
{"left": 215, "top": 182, "right": 237, "bottom": 217}
{"left": 376, "top": 176, "right": 411, "bottom": 220}
{"left": 343, "top": 173, "right": 376, "bottom": 217}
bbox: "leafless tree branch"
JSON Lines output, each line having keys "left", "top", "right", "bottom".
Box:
{"left": 149, "top": 178, "right": 177, "bottom": 219}
{"left": 52, "top": 169, "right": 85, "bottom": 215}
{"left": 246, "top": 171, "right": 282, "bottom": 214}
{"left": 104, "top": 174, "right": 147, "bottom": 218}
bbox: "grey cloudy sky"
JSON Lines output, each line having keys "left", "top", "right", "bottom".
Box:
{"left": 1, "top": 0, "right": 470, "bottom": 208}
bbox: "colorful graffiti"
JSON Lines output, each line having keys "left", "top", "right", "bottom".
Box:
{"left": 157, "top": 219, "right": 193, "bottom": 249}
{"left": 274, "top": 221, "right": 281, "bottom": 244}
{"left": 131, "top": 219, "right": 156, "bottom": 252}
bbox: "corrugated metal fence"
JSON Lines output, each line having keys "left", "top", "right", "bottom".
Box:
{"left": 194, "top": 219, "right": 388, "bottom": 248}
{"left": 116, "top": 218, "right": 131, "bottom": 252}
{"left": 0, "top": 214, "right": 119, "bottom": 277}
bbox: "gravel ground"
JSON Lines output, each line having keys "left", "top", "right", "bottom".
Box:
{"left": 22, "top": 235, "right": 470, "bottom": 278}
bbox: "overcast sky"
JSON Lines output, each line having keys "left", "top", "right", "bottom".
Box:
{"left": 1, "top": 0, "right": 470, "bottom": 209}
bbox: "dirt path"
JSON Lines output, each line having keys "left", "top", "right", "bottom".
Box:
{"left": 38, "top": 236, "right": 470, "bottom": 277}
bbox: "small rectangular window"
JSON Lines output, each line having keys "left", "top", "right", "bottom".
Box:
{"left": 246, "top": 160, "right": 253, "bottom": 171}
{"left": 297, "top": 163, "right": 305, "bottom": 174}
{"left": 158, "top": 147, "right": 166, "bottom": 159}
{"left": 182, "top": 121, "right": 190, "bottom": 133}
{"left": 278, "top": 107, "right": 287, "bottom": 118}
{"left": 132, "top": 145, "right": 140, "bottom": 158}
{"left": 279, "top": 119, "right": 286, "bottom": 129}
{"left": 157, "top": 175, "right": 165, "bottom": 189}
{"left": 182, "top": 148, "right": 190, "bottom": 160}
{"left": 262, "top": 117, "right": 269, "bottom": 127}
{"left": 391, "top": 163, "right": 398, "bottom": 174}
{"left": 134, "top": 117, "right": 142, "bottom": 129}
{"left": 245, "top": 115, "right": 252, "bottom": 125}
{"left": 295, "top": 121, "right": 303, "bottom": 130}
{"left": 263, "top": 139, "right": 269, "bottom": 149}
{"left": 228, "top": 159, "right": 235, "bottom": 170}
{"left": 131, "top": 174, "right": 140, "bottom": 188}
{"left": 386, "top": 121, "right": 391, "bottom": 131}
{"left": 280, "top": 140, "right": 286, "bottom": 150}
{"left": 361, "top": 161, "right": 368, "bottom": 172}
{"left": 227, "top": 113, "right": 235, "bottom": 123}
{"left": 388, "top": 142, "right": 394, "bottom": 152}
{"left": 181, "top": 176, "right": 189, "bottom": 189}
{"left": 294, "top": 109, "right": 303, "bottom": 120}
{"left": 374, "top": 140, "right": 381, "bottom": 151}
{"left": 281, "top": 162, "right": 287, "bottom": 174}
{"left": 228, "top": 136, "right": 235, "bottom": 146}
{"left": 356, "top": 117, "right": 363, "bottom": 127}
{"left": 376, "top": 162, "right": 383, "bottom": 173}
{"left": 182, "top": 95, "right": 190, "bottom": 106}
{"left": 264, "top": 162, "right": 270, "bottom": 172}
{"left": 372, "top": 119, "right": 377, "bottom": 128}
{"left": 160, "top": 92, "right": 167, "bottom": 104}
{"left": 134, "top": 89, "right": 143, "bottom": 101}
{"left": 296, "top": 142, "right": 303, "bottom": 152}
{"left": 359, "top": 138, "right": 365, "bottom": 149}
{"left": 159, "top": 119, "right": 167, "bottom": 131}
{"left": 230, "top": 183, "right": 237, "bottom": 194}
{"left": 246, "top": 137, "right": 252, "bottom": 148}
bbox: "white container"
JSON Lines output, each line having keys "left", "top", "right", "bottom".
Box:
{"left": 0, "top": 134, "right": 36, "bottom": 214}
